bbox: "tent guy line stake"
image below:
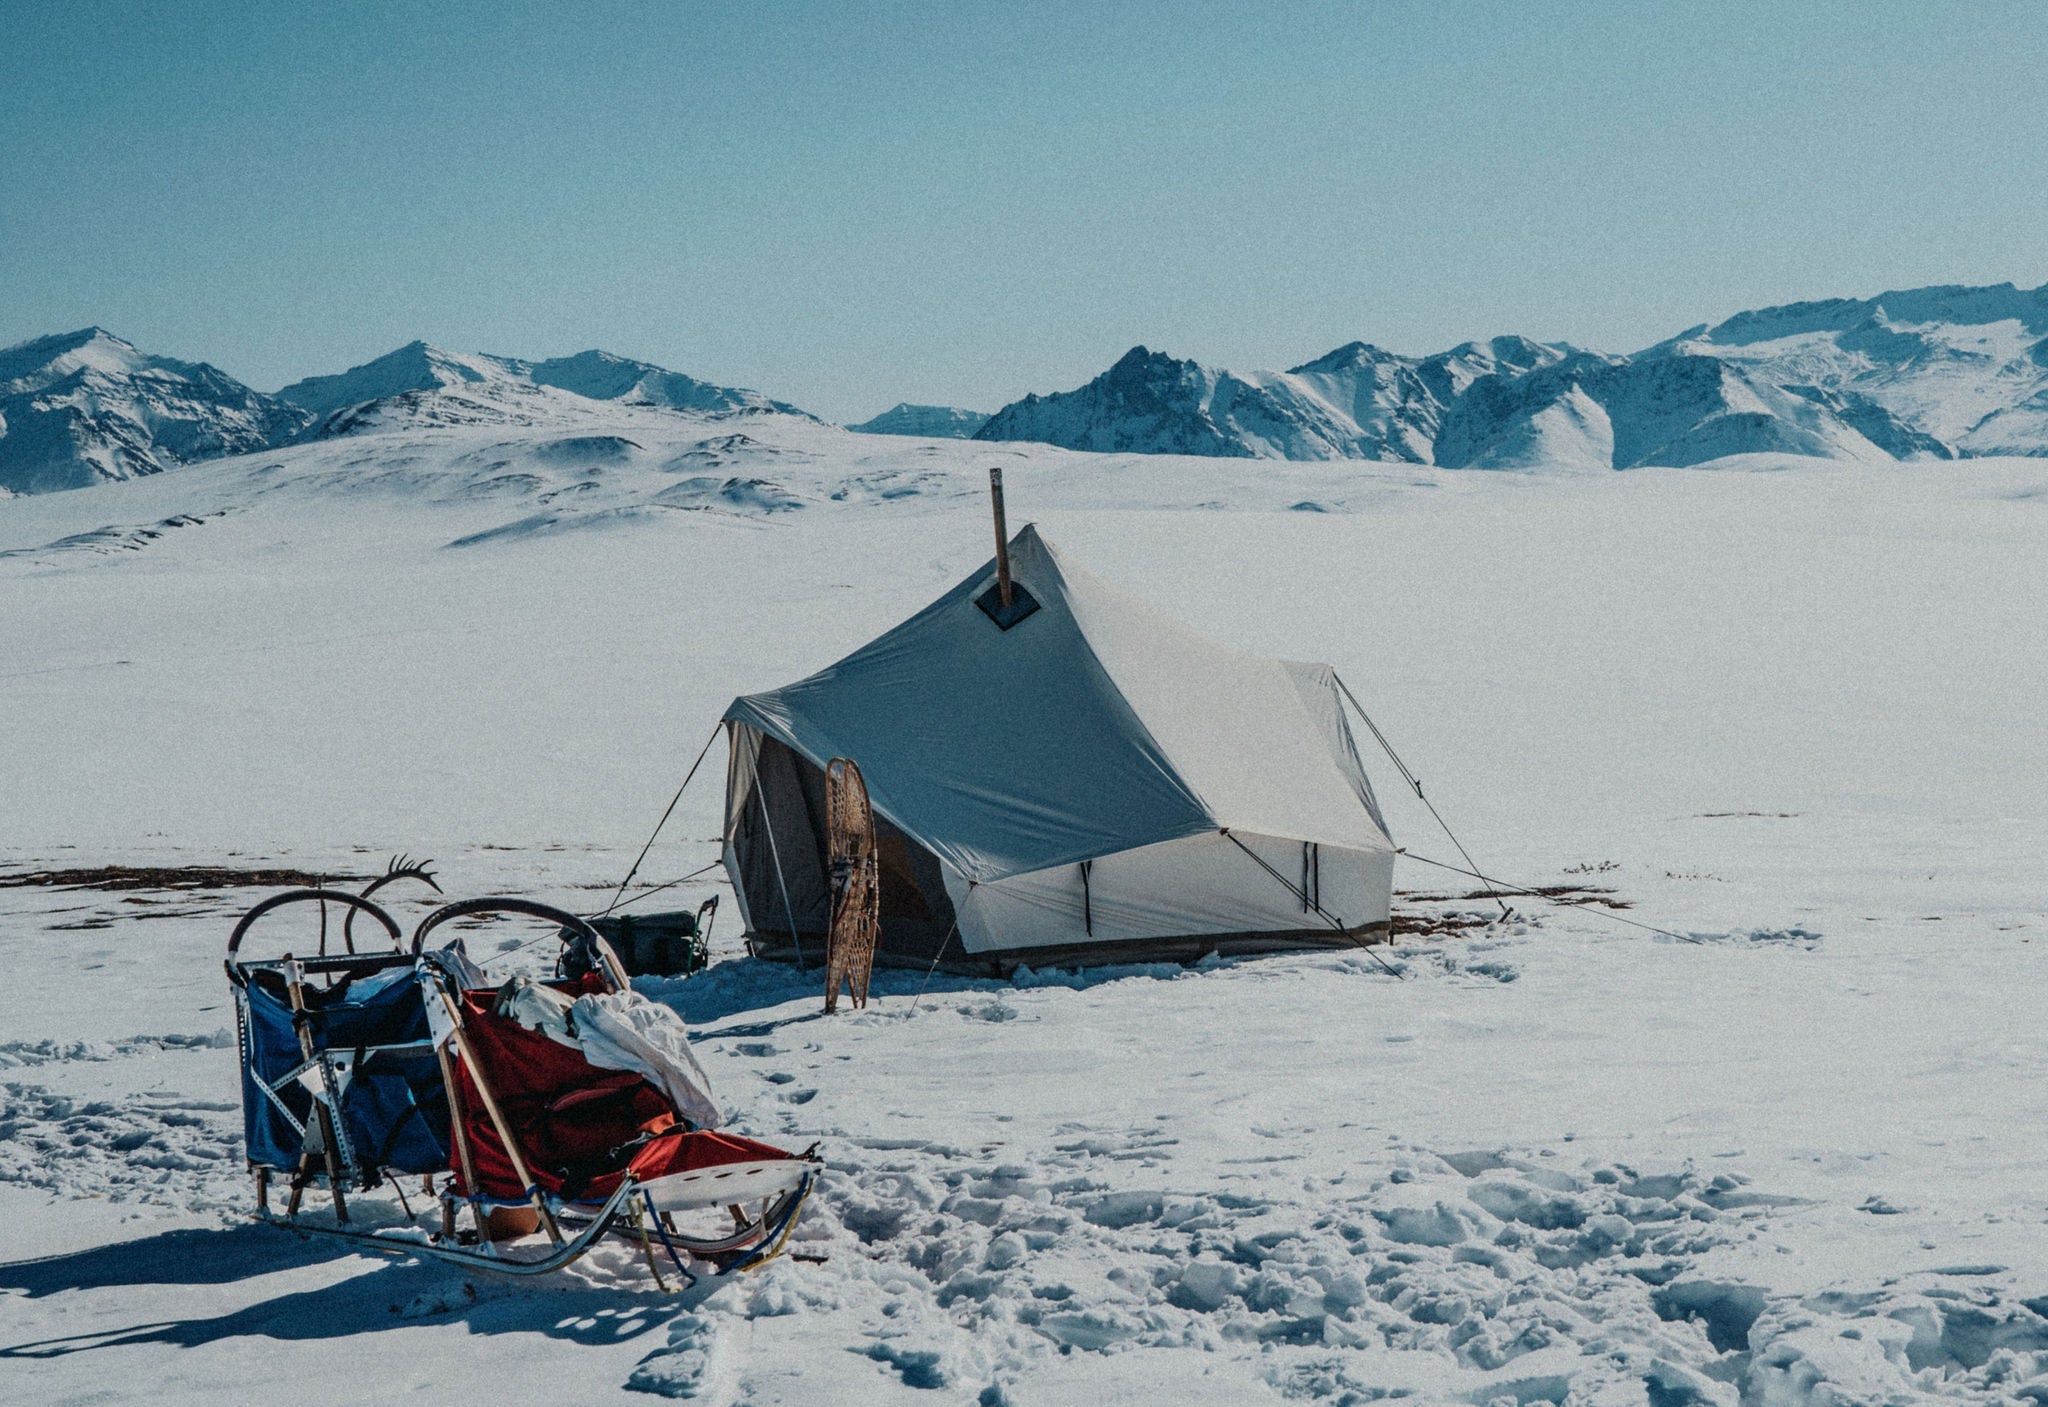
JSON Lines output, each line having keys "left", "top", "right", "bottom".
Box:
{"left": 907, "top": 916, "right": 963, "bottom": 1017}
{"left": 1220, "top": 831, "right": 1403, "bottom": 979}
{"left": 1332, "top": 672, "right": 1511, "bottom": 920}
{"left": 602, "top": 722, "right": 723, "bottom": 919}
{"left": 1395, "top": 849, "right": 1699, "bottom": 943}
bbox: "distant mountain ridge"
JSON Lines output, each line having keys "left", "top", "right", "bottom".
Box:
{"left": 0, "top": 334, "right": 811, "bottom": 495}
{"left": 0, "top": 329, "right": 310, "bottom": 495}
{"left": 1641, "top": 281, "right": 2048, "bottom": 456}
{"left": 7, "top": 280, "right": 2048, "bottom": 495}
{"left": 977, "top": 281, "right": 2047, "bottom": 469}
{"left": 275, "top": 342, "right": 805, "bottom": 423}
{"left": 847, "top": 403, "right": 989, "bottom": 438}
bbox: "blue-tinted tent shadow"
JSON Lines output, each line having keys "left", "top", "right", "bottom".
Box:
{"left": 649, "top": 952, "right": 1226, "bottom": 1030}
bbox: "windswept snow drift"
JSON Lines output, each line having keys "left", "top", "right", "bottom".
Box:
{"left": 2, "top": 416, "right": 2047, "bottom": 1404}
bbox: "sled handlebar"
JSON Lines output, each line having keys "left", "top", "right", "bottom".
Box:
{"left": 225, "top": 889, "right": 405, "bottom": 983}
{"left": 409, "top": 896, "right": 604, "bottom": 954}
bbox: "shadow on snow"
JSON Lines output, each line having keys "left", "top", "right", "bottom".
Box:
{"left": 0, "top": 1222, "right": 691, "bottom": 1360}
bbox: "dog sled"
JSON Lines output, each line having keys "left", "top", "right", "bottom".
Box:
{"left": 226, "top": 880, "right": 818, "bottom": 1286}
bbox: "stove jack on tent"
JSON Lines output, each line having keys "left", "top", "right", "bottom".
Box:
{"left": 226, "top": 874, "right": 819, "bottom": 1287}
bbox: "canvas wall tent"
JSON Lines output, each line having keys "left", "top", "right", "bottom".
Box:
{"left": 720, "top": 525, "right": 1396, "bottom": 974}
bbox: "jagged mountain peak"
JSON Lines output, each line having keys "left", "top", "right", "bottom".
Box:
{"left": 274, "top": 342, "right": 516, "bottom": 418}
{"left": 1105, "top": 345, "right": 1194, "bottom": 376}
{"left": 2, "top": 327, "right": 187, "bottom": 388}
{"left": 0, "top": 328, "right": 309, "bottom": 495}
{"left": 1288, "top": 341, "right": 1405, "bottom": 375}
{"left": 1435, "top": 334, "right": 1571, "bottom": 368}
{"left": 978, "top": 342, "right": 1422, "bottom": 462}
{"left": 4, "top": 325, "right": 130, "bottom": 357}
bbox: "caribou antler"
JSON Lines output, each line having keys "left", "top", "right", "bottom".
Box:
{"left": 341, "top": 855, "right": 442, "bottom": 953}
{"left": 362, "top": 854, "right": 441, "bottom": 898}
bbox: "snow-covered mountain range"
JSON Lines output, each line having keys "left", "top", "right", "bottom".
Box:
{"left": 1643, "top": 282, "right": 2048, "bottom": 456}
{"left": 978, "top": 281, "right": 2047, "bottom": 469}
{"left": 276, "top": 342, "right": 806, "bottom": 427}
{"left": 0, "top": 334, "right": 808, "bottom": 495}
{"left": 5, "top": 280, "right": 2045, "bottom": 494}
{"left": 846, "top": 402, "right": 989, "bottom": 438}
{"left": 0, "top": 329, "right": 311, "bottom": 495}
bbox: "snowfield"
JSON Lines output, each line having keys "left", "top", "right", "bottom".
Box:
{"left": 3, "top": 409, "right": 2046, "bottom": 1406}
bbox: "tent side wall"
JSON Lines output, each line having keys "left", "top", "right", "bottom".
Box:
{"left": 725, "top": 736, "right": 1395, "bottom": 977}
{"left": 946, "top": 831, "right": 1392, "bottom": 965}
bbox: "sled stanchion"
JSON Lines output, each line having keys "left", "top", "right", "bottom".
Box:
{"left": 626, "top": 1187, "right": 669, "bottom": 1292}
{"left": 728, "top": 1170, "right": 816, "bottom": 1274}
{"left": 284, "top": 957, "right": 351, "bottom": 1222}
{"left": 434, "top": 985, "right": 565, "bottom": 1246}
{"left": 431, "top": 1012, "right": 493, "bottom": 1246}
{"left": 643, "top": 1190, "right": 694, "bottom": 1286}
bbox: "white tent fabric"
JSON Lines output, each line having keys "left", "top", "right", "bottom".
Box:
{"left": 723, "top": 526, "right": 1395, "bottom": 958}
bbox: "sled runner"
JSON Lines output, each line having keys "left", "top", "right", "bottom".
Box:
{"left": 228, "top": 882, "right": 819, "bottom": 1285}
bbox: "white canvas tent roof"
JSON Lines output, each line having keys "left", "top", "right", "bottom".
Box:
{"left": 722, "top": 525, "right": 1395, "bottom": 966}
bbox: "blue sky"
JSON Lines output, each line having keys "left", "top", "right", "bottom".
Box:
{"left": 3, "top": 1, "right": 2044, "bottom": 421}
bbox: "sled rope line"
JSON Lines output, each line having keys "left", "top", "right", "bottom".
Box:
{"left": 490, "top": 861, "right": 729, "bottom": 969}
{"left": 1396, "top": 849, "right": 1698, "bottom": 943}
{"left": 1333, "top": 673, "right": 1511, "bottom": 920}
{"left": 581, "top": 861, "right": 724, "bottom": 921}
{"left": 1221, "top": 830, "right": 1402, "bottom": 978}
{"left": 601, "top": 723, "right": 722, "bottom": 919}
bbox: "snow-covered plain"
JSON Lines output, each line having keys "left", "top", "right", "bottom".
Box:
{"left": 3, "top": 409, "right": 2046, "bottom": 1405}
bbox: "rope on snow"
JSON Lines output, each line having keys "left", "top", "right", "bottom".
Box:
{"left": 1332, "top": 672, "right": 1512, "bottom": 920}
{"left": 1395, "top": 849, "right": 1699, "bottom": 944}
